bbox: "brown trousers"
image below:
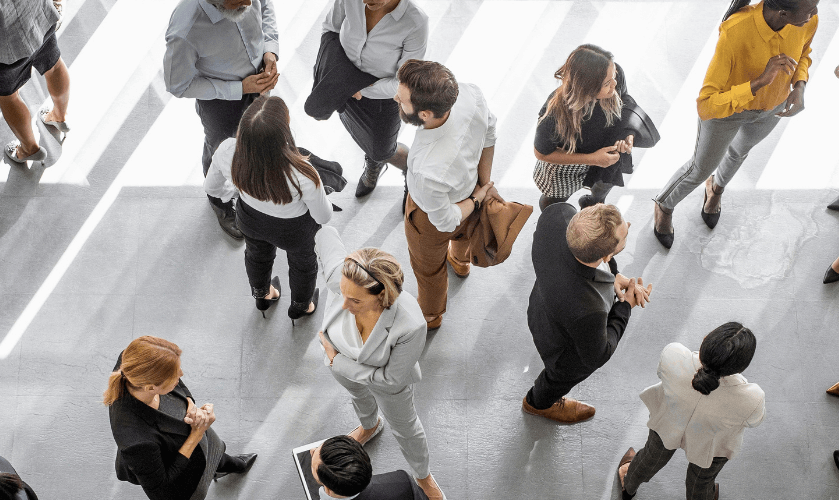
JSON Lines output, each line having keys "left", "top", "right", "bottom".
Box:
{"left": 404, "top": 194, "right": 472, "bottom": 321}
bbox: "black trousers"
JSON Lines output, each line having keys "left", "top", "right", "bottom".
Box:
{"left": 527, "top": 363, "right": 594, "bottom": 410}
{"left": 194, "top": 93, "right": 257, "bottom": 206}
{"left": 339, "top": 96, "right": 401, "bottom": 162}
{"left": 624, "top": 429, "right": 728, "bottom": 499}
{"left": 235, "top": 199, "right": 320, "bottom": 303}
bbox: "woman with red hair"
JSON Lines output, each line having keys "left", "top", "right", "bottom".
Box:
{"left": 104, "top": 336, "right": 256, "bottom": 500}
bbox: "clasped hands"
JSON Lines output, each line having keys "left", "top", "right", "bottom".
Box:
{"left": 614, "top": 273, "right": 653, "bottom": 308}
{"left": 592, "top": 135, "right": 634, "bottom": 168}
{"left": 184, "top": 398, "right": 216, "bottom": 433}
{"left": 242, "top": 52, "right": 279, "bottom": 95}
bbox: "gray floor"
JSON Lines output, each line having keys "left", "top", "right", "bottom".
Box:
{"left": 1, "top": 1, "right": 839, "bottom": 499}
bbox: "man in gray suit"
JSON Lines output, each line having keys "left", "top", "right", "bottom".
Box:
{"left": 311, "top": 436, "right": 428, "bottom": 500}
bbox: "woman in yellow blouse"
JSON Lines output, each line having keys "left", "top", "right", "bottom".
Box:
{"left": 652, "top": 0, "right": 819, "bottom": 248}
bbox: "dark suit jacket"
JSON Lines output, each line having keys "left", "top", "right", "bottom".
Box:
{"left": 356, "top": 470, "right": 429, "bottom": 500}
{"left": 109, "top": 355, "right": 205, "bottom": 500}
{"left": 527, "top": 203, "right": 631, "bottom": 377}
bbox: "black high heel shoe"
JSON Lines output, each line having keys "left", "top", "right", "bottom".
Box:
{"left": 701, "top": 176, "right": 724, "bottom": 229}
{"left": 255, "top": 276, "right": 281, "bottom": 318}
{"left": 824, "top": 266, "right": 839, "bottom": 284}
{"left": 289, "top": 288, "right": 319, "bottom": 326}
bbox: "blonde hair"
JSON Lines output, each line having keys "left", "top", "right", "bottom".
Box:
{"left": 566, "top": 204, "right": 624, "bottom": 263}
{"left": 103, "top": 336, "right": 182, "bottom": 406}
{"left": 342, "top": 249, "right": 404, "bottom": 309}
{"left": 540, "top": 44, "right": 622, "bottom": 154}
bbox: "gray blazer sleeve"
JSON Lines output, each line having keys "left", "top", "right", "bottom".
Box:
{"left": 331, "top": 318, "right": 426, "bottom": 387}
{"left": 314, "top": 225, "right": 346, "bottom": 295}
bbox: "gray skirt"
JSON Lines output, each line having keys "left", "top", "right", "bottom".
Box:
{"left": 533, "top": 160, "right": 589, "bottom": 199}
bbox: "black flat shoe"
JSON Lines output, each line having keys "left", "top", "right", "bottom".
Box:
{"left": 828, "top": 195, "right": 839, "bottom": 211}
{"left": 289, "top": 288, "right": 319, "bottom": 326}
{"left": 214, "top": 453, "right": 257, "bottom": 480}
{"left": 824, "top": 266, "right": 839, "bottom": 284}
{"left": 833, "top": 450, "right": 839, "bottom": 471}
{"left": 255, "top": 276, "right": 281, "bottom": 317}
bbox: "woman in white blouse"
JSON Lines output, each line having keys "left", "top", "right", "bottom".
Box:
{"left": 314, "top": 225, "right": 446, "bottom": 500}
{"left": 618, "top": 323, "right": 764, "bottom": 500}
{"left": 204, "top": 96, "right": 332, "bottom": 320}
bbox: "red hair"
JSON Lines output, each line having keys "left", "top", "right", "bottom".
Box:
{"left": 103, "top": 336, "right": 182, "bottom": 406}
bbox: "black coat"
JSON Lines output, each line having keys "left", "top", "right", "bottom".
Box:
{"left": 108, "top": 355, "right": 205, "bottom": 500}
{"left": 527, "top": 203, "right": 631, "bottom": 376}
{"left": 357, "top": 470, "right": 429, "bottom": 500}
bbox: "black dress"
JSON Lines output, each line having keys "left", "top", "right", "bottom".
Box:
{"left": 533, "top": 63, "right": 637, "bottom": 195}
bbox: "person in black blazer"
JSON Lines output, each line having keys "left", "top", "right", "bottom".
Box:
{"left": 0, "top": 455, "right": 37, "bottom": 500}
{"left": 522, "top": 203, "right": 652, "bottom": 423}
{"left": 311, "top": 435, "right": 428, "bottom": 500}
{"left": 104, "top": 336, "right": 256, "bottom": 500}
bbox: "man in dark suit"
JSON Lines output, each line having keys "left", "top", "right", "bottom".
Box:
{"left": 522, "top": 203, "right": 652, "bottom": 423}
{"left": 311, "top": 436, "right": 429, "bottom": 500}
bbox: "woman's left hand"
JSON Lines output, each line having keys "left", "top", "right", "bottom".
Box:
{"left": 319, "top": 330, "right": 338, "bottom": 363}
{"left": 614, "top": 135, "right": 634, "bottom": 154}
{"left": 777, "top": 85, "right": 805, "bottom": 117}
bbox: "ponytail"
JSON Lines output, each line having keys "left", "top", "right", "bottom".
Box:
{"left": 722, "top": 0, "right": 751, "bottom": 21}
{"left": 691, "top": 366, "right": 721, "bottom": 395}
{"left": 103, "top": 370, "right": 127, "bottom": 406}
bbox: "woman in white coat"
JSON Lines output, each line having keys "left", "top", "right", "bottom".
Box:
{"left": 314, "top": 225, "right": 445, "bottom": 500}
{"left": 618, "top": 322, "right": 764, "bottom": 500}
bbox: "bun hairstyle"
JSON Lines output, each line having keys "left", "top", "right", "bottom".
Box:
{"left": 103, "top": 336, "right": 182, "bottom": 406}
{"left": 722, "top": 0, "right": 798, "bottom": 22}
{"left": 342, "top": 248, "right": 404, "bottom": 309}
{"left": 692, "top": 322, "right": 757, "bottom": 395}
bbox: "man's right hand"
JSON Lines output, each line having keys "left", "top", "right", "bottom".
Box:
{"left": 243, "top": 71, "right": 279, "bottom": 95}
{"left": 624, "top": 277, "right": 653, "bottom": 308}
{"left": 589, "top": 146, "right": 620, "bottom": 168}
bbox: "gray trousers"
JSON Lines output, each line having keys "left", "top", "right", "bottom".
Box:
{"left": 332, "top": 372, "right": 430, "bottom": 478}
{"left": 655, "top": 103, "right": 784, "bottom": 210}
{"left": 624, "top": 429, "right": 728, "bottom": 500}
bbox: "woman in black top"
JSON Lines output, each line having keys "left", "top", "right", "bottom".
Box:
{"left": 104, "top": 336, "right": 256, "bottom": 500}
{"left": 534, "top": 44, "right": 637, "bottom": 211}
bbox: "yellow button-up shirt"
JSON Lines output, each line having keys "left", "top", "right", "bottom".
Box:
{"left": 697, "top": 2, "right": 818, "bottom": 121}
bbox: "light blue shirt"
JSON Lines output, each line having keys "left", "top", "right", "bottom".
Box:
{"left": 322, "top": 0, "right": 428, "bottom": 100}
{"left": 164, "top": 0, "right": 279, "bottom": 100}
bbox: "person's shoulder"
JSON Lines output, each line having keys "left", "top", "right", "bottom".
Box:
{"left": 393, "top": 292, "right": 425, "bottom": 331}
{"left": 719, "top": 4, "right": 758, "bottom": 35}
{"left": 537, "top": 202, "right": 576, "bottom": 230}
{"left": 357, "top": 470, "right": 418, "bottom": 499}
{"left": 403, "top": 0, "right": 430, "bottom": 24}
{"left": 168, "top": 0, "right": 203, "bottom": 36}
{"left": 661, "top": 342, "right": 692, "bottom": 359}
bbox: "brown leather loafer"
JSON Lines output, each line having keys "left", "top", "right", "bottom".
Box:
{"left": 446, "top": 244, "right": 470, "bottom": 278}
{"left": 827, "top": 382, "right": 839, "bottom": 397}
{"left": 521, "top": 396, "right": 595, "bottom": 423}
{"left": 426, "top": 315, "right": 443, "bottom": 331}
{"left": 618, "top": 447, "right": 636, "bottom": 499}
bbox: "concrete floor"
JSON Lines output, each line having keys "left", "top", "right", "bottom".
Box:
{"left": 1, "top": 1, "right": 838, "bottom": 499}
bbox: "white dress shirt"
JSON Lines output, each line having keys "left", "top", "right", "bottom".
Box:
{"left": 204, "top": 138, "right": 333, "bottom": 224}
{"left": 640, "top": 342, "right": 765, "bottom": 469}
{"left": 322, "top": 0, "right": 428, "bottom": 100}
{"left": 0, "top": 0, "right": 59, "bottom": 64}
{"left": 406, "top": 83, "right": 497, "bottom": 233}
{"left": 164, "top": 0, "right": 279, "bottom": 101}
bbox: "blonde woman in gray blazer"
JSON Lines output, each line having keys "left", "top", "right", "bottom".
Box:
{"left": 314, "top": 225, "right": 446, "bottom": 500}
{"left": 618, "top": 322, "right": 764, "bottom": 500}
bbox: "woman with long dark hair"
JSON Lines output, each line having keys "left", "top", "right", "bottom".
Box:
{"left": 533, "top": 44, "right": 640, "bottom": 211}
{"left": 653, "top": 0, "right": 819, "bottom": 248}
{"left": 205, "top": 95, "right": 332, "bottom": 321}
{"left": 105, "top": 336, "right": 256, "bottom": 500}
{"left": 617, "top": 323, "right": 764, "bottom": 500}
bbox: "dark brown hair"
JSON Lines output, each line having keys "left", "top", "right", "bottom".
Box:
{"left": 566, "top": 204, "right": 624, "bottom": 263}
{"left": 397, "top": 59, "right": 459, "bottom": 118}
{"left": 541, "top": 44, "right": 621, "bottom": 154}
{"left": 692, "top": 322, "right": 756, "bottom": 395}
{"left": 103, "top": 336, "right": 182, "bottom": 406}
{"left": 723, "top": 0, "right": 800, "bottom": 21}
{"left": 231, "top": 96, "right": 320, "bottom": 205}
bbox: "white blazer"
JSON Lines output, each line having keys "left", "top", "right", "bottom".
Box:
{"left": 640, "top": 343, "right": 765, "bottom": 468}
{"left": 314, "top": 226, "right": 426, "bottom": 388}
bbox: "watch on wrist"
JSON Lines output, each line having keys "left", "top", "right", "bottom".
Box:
{"left": 469, "top": 196, "right": 480, "bottom": 212}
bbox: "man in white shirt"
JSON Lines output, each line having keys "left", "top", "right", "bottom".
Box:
{"left": 164, "top": 0, "right": 279, "bottom": 239}
{"left": 395, "top": 60, "right": 502, "bottom": 330}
